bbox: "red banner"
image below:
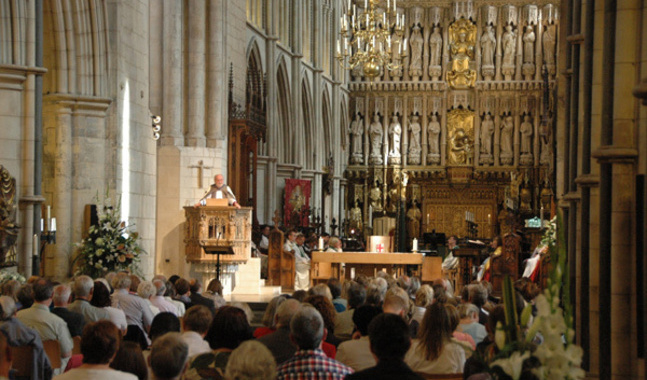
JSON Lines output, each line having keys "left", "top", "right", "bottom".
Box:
{"left": 284, "top": 179, "right": 311, "bottom": 228}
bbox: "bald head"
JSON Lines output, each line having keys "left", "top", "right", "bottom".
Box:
{"left": 214, "top": 175, "right": 224, "bottom": 187}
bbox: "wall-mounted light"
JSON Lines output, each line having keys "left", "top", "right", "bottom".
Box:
{"left": 151, "top": 115, "right": 161, "bottom": 140}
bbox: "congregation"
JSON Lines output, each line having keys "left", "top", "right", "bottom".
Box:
{"left": 0, "top": 267, "right": 542, "bottom": 380}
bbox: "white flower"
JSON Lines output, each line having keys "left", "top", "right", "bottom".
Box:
{"left": 491, "top": 351, "right": 530, "bottom": 380}
{"left": 95, "top": 238, "right": 104, "bottom": 246}
{"left": 95, "top": 249, "right": 104, "bottom": 257}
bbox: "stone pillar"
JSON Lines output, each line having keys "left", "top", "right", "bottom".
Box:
{"left": 206, "top": 0, "right": 225, "bottom": 146}
{"left": 161, "top": 0, "right": 183, "bottom": 146}
{"left": 186, "top": 0, "right": 207, "bottom": 147}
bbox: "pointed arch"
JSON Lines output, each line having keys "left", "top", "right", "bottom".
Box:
{"left": 246, "top": 38, "right": 264, "bottom": 75}
{"left": 276, "top": 57, "right": 292, "bottom": 163}
{"left": 302, "top": 78, "right": 315, "bottom": 169}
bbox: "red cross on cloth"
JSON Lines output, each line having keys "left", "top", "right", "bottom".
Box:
{"left": 376, "top": 243, "right": 384, "bottom": 253}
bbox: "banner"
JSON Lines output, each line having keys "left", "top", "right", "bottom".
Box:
{"left": 284, "top": 179, "right": 311, "bottom": 228}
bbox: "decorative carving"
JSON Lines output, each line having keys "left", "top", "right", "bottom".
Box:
{"left": 479, "top": 114, "right": 495, "bottom": 165}
{"left": 447, "top": 109, "right": 474, "bottom": 166}
{"left": 502, "top": 24, "right": 518, "bottom": 77}
{"left": 350, "top": 112, "right": 364, "bottom": 164}
{"left": 446, "top": 18, "right": 477, "bottom": 89}
{"left": 388, "top": 114, "right": 402, "bottom": 164}
{"left": 520, "top": 114, "right": 534, "bottom": 165}
{"left": 522, "top": 25, "right": 536, "bottom": 77}
{"left": 500, "top": 114, "right": 514, "bottom": 165}
{"left": 408, "top": 114, "right": 422, "bottom": 164}
{"left": 349, "top": 199, "right": 363, "bottom": 232}
{"left": 542, "top": 24, "right": 557, "bottom": 74}
{"left": 429, "top": 26, "right": 443, "bottom": 79}
{"left": 407, "top": 200, "right": 422, "bottom": 240}
{"left": 0, "top": 166, "right": 18, "bottom": 265}
{"left": 409, "top": 24, "right": 424, "bottom": 78}
{"left": 369, "top": 180, "right": 383, "bottom": 213}
{"left": 480, "top": 24, "right": 497, "bottom": 79}
{"left": 427, "top": 114, "right": 441, "bottom": 165}
{"left": 369, "top": 114, "right": 384, "bottom": 165}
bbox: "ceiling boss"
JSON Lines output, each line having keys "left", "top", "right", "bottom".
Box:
{"left": 336, "top": 0, "right": 408, "bottom": 80}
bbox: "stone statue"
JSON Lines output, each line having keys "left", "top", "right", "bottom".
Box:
{"left": 369, "top": 181, "right": 383, "bottom": 213}
{"left": 349, "top": 113, "right": 363, "bottom": 161}
{"left": 480, "top": 114, "right": 495, "bottom": 155}
{"left": 520, "top": 115, "right": 533, "bottom": 154}
{"left": 480, "top": 25, "right": 496, "bottom": 78}
{"left": 369, "top": 114, "right": 384, "bottom": 160}
{"left": 406, "top": 200, "right": 422, "bottom": 240}
{"left": 447, "top": 18, "right": 477, "bottom": 88}
{"left": 500, "top": 115, "right": 514, "bottom": 159}
{"left": 349, "top": 200, "right": 363, "bottom": 232}
{"left": 408, "top": 115, "right": 421, "bottom": 152}
{"left": 429, "top": 26, "right": 443, "bottom": 67}
{"left": 409, "top": 25, "right": 424, "bottom": 77}
{"left": 427, "top": 114, "right": 441, "bottom": 155}
{"left": 543, "top": 24, "right": 556, "bottom": 66}
{"left": 502, "top": 24, "right": 517, "bottom": 73}
{"left": 523, "top": 25, "right": 536, "bottom": 64}
{"left": 391, "top": 33, "right": 403, "bottom": 77}
{"left": 388, "top": 115, "right": 402, "bottom": 157}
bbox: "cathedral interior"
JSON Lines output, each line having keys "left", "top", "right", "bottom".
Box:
{"left": 0, "top": 0, "right": 646, "bottom": 378}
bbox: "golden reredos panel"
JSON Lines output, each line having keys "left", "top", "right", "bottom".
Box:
{"left": 447, "top": 109, "right": 475, "bottom": 165}
{"left": 447, "top": 18, "right": 477, "bottom": 89}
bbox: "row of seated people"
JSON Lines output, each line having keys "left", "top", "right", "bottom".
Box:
{"left": 0, "top": 270, "right": 542, "bottom": 380}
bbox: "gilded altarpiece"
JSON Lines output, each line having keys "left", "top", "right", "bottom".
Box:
{"left": 344, "top": 0, "right": 558, "bottom": 241}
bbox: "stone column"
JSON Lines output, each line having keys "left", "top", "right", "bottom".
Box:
{"left": 186, "top": 0, "right": 207, "bottom": 147}
{"left": 161, "top": 0, "right": 183, "bottom": 146}
{"left": 206, "top": 0, "right": 225, "bottom": 146}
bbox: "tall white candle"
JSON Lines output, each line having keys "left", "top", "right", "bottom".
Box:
{"left": 40, "top": 218, "right": 44, "bottom": 232}
{"left": 412, "top": 238, "right": 418, "bottom": 252}
{"left": 51, "top": 218, "right": 57, "bottom": 232}
{"left": 32, "top": 234, "right": 38, "bottom": 258}
{"left": 318, "top": 237, "right": 324, "bottom": 251}
{"left": 46, "top": 205, "right": 51, "bottom": 231}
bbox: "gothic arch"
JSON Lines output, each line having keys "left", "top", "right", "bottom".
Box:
{"left": 43, "top": 0, "right": 110, "bottom": 96}
{"left": 302, "top": 79, "right": 315, "bottom": 169}
{"left": 276, "top": 57, "right": 292, "bottom": 163}
{"left": 246, "top": 38, "right": 264, "bottom": 75}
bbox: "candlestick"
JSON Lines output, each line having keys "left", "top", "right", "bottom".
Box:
{"left": 51, "top": 218, "right": 57, "bottom": 232}
{"left": 412, "top": 238, "right": 418, "bottom": 252}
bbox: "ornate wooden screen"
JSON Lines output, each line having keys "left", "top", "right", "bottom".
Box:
{"left": 227, "top": 64, "right": 266, "bottom": 227}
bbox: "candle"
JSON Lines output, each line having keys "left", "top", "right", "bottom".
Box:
{"left": 426, "top": 213, "right": 430, "bottom": 225}
{"left": 40, "top": 218, "right": 44, "bottom": 232}
{"left": 318, "top": 237, "right": 324, "bottom": 251}
{"left": 46, "top": 205, "right": 51, "bottom": 231}
{"left": 350, "top": 267, "right": 356, "bottom": 279}
{"left": 32, "top": 234, "right": 38, "bottom": 258}
{"left": 412, "top": 238, "right": 418, "bottom": 252}
{"left": 51, "top": 218, "right": 57, "bottom": 232}
{"left": 540, "top": 205, "right": 544, "bottom": 228}
{"left": 488, "top": 213, "right": 491, "bottom": 225}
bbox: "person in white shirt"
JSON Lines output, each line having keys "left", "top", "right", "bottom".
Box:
{"left": 258, "top": 225, "right": 271, "bottom": 253}
{"left": 137, "top": 281, "right": 161, "bottom": 317}
{"left": 441, "top": 235, "right": 460, "bottom": 270}
{"left": 150, "top": 280, "right": 179, "bottom": 316}
{"left": 180, "top": 305, "right": 212, "bottom": 358}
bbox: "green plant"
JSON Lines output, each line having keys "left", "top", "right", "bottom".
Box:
{"left": 74, "top": 194, "right": 145, "bottom": 278}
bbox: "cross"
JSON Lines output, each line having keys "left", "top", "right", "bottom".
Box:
{"left": 272, "top": 210, "right": 282, "bottom": 230}
{"left": 376, "top": 243, "right": 384, "bottom": 253}
{"left": 188, "top": 160, "right": 213, "bottom": 188}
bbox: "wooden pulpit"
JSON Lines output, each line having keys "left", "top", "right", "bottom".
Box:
{"left": 267, "top": 228, "right": 295, "bottom": 289}
{"left": 184, "top": 206, "right": 252, "bottom": 265}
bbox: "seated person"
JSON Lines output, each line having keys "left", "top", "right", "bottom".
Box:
{"left": 441, "top": 235, "right": 460, "bottom": 271}
{"left": 477, "top": 236, "right": 502, "bottom": 282}
{"left": 346, "top": 313, "right": 424, "bottom": 380}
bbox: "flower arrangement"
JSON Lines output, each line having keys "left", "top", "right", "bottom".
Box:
{"left": 484, "top": 214, "right": 585, "bottom": 379}
{"left": 0, "top": 269, "right": 25, "bottom": 284}
{"left": 74, "top": 194, "right": 145, "bottom": 278}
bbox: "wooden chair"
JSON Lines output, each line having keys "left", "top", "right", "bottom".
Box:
{"left": 416, "top": 373, "right": 463, "bottom": 380}
{"left": 72, "top": 335, "right": 82, "bottom": 355}
{"left": 10, "top": 345, "right": 33, "bottom": 379}
{"left": 42, "top": 340, "right": 62, "bottom": 370}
